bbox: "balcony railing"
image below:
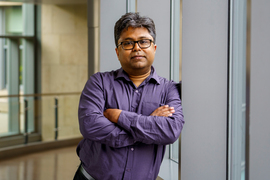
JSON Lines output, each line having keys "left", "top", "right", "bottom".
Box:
{"left": 0, "top": 92, "right": 82, "bottom": 148}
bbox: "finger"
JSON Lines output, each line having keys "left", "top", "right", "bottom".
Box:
{"left": 150, "top": 105, "right": 174, "bottom": 116}
{"left": 159, "top": 108, "right": 171, "bottom": 116}
{"left": 151, "top": 108, "right": 167, "bottom": 116}
{"left": 160, "top": 106, "right": 175, "bottom": 116}
{"left": 169, "top": 107, "right": 175, "bottom": 113}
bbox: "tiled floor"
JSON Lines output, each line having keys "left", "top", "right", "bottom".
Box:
{"left": 0, "top": 145, "right": 164, "bottom": 180}
{"left": 0, "top": 146, "right": 80, "bottom": 180}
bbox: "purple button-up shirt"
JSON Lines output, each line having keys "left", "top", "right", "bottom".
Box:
{"left": 77, "top": 67, "right": 184, "bottom": 180}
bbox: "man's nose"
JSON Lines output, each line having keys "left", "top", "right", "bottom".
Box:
{"left": 132, "top": 42, "right": 141, "bottom": 51}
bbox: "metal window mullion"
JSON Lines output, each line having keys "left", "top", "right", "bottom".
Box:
{"left": 170, "top": 0, "right": 180, "bottom": 83}
{"left": 169, "top": 0, "right": 181, "bottom": 165}
{"left": 22, "top": 4, "right": 35, "bottom": 133}
{"left": 7, "top": 38, "right": 20, "bottom": 134}
{"left": 0, "top": 8, "right": 5, "bottom": 89}
{"left": 245, "top": 0, "right": 251, "bottom": 179}
{"left": 126, "top": 0, "right": 137, "bottom": 13}
{"left": 228, "top": 0, "right": 248, "bottom": 180}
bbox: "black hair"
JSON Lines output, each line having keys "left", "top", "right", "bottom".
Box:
{"left": 114, "top": 12, "right": 156, "bottom": 47}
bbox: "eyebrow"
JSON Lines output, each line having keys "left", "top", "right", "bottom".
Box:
{"left": 123, "top": 36, "right": 152, "bottom": 41}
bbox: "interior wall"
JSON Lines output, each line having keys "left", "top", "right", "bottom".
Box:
{"left": 99, "top": 0, "right": 126, "bottom": 72}
{"left": 99, "top": 0, "right": 170, "bottom": 80}
{"left": 41, "top": 4, "right": 87, "bottom": 140}
{"left": 249, "top": 0, "right": 270, "bottom": 179}
{"left": 137, "top": 0, "right": 170, "bottom": 80}
{"left": 181, "top": 1, "right": 228, "bottom": 179}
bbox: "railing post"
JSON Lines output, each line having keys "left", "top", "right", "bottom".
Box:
{"left": 54, "top": 98, "right": 58, "bottom": 140}
{"left": 24, "top": 99, "right": 28, "bottom": 144}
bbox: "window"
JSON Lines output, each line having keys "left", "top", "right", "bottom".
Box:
{"left": 0, "top": 3, "right": 39, "bottom": 147}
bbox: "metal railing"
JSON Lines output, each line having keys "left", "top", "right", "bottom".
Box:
{"left": 0, "top": 92, "right": 81, "bottom": 147}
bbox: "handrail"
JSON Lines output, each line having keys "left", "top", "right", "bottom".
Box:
{"left": 0, "top": 92, "right": 81, "bottom": 98}
{"left": 24, "top": 99, "right": 28, "bottom": 144}
{"left": 54, "top": 98, "right": 59, "bottom": 140}
{"left": 0, "top": 35, "right": 34, "bottom": 39}
{"left": 0, "top": 92, "right": 81, "bottom": 145}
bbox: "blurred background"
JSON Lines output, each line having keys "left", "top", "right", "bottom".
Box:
{"left": 0, "top": 0, "right": 269, "bottom": 180}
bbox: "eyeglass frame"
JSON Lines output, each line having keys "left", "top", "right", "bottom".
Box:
{"left": 116, "top": 39, "right": 154, "bottom": 50}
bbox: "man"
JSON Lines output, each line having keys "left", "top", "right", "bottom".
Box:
{"left": 74, "top": 12, "right": 184, "bottom": 180}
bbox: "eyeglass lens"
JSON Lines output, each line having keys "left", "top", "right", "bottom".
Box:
{"left": 122, "top": 39, "right": 151, "bottom": 50}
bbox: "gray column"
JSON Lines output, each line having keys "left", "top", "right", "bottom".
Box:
{"left": 99, "top": 0, "right": 126, "bottom": 72}
{"left": 249, "top": 0, "right": 270, "bottom": 179}
{"left": 7, "top": 39, "right": 20, "bottom": 134}
{"left": 137, "top": 0, "right": 170, "bottom": 79}
{"left": 181, "top": 1, "right": 228, "bottom": 179}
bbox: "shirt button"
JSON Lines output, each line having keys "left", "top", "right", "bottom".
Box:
{"left": 131, "top": 148, "right": 134, "bottom": 151}
{"left": 135, "top": 90, "right": 138, "bottom": 93}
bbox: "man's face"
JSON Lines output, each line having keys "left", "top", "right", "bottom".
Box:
{"left": 115, "top": 27, "right": 157, "bottom": 76}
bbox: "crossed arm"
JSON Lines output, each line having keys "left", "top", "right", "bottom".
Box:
{"left": 104, "top": 105, "right": 176, "bottom": 123}
{"left": 79, "top": 74, "right": 184, "bottom": 147}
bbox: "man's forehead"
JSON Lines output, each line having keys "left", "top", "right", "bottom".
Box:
{"left": 119, "top": 27, "right": 152, "bottom": 39}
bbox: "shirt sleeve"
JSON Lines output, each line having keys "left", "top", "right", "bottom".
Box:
{"left": 78, "top": 73, "right": 135, "bottom": 148}
{"left": 117, "top": 82, "right": 185, "bottom": 145}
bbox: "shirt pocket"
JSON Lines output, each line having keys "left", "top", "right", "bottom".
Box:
{"left": 141, "top": 102, "right": 163, "bottom": 116}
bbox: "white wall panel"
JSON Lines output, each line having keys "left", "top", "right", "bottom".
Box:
{"left": 181, "top": 1, "right": 228, "bottom": 179}
{"left": 137, "top": 0, "right": 170, "bottom": 79}
{"left": 249, "top": 0, "right": 270, "bottom": 179}
{"left": 100, "top": 0, "right": 126, "bottom": 72}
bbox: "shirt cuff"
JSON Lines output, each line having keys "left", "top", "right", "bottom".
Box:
{"left": 117, "top": 110, "right": 136, "bottom": 133}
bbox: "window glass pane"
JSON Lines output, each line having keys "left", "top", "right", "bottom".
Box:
{"left": 0, "top": 37, "right": 8, "bottom": 134}
{"left": 170, "top": 138, "right": 179, "bottom": 162}
{"left": 5, "top": 6, "right": 22, "bottom": 35}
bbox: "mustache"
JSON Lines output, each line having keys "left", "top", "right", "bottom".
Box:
{"left": 131, "top": 54, "right": 145, "bottom": 58}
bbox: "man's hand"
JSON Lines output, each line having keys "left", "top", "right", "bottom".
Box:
{"left": 150, "top": 105, "right": 175, "bottom": 117}
{"left": 103, "top": 109, "right": 122, "bottom": 123}
{"left": 104, "top": 105, "right": 174, "bottom": 123}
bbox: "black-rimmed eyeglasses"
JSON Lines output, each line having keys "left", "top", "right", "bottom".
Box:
{"left": 117, "top": 39, "right": 154, "bottom": 50}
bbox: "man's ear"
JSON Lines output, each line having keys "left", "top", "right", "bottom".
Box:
{"left": 115, "top": 47, "right": 120, "bottom": 60}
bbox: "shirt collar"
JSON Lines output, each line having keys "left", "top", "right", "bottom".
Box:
{"left": 115, "top": 66, "right": 160, "bottom": 85}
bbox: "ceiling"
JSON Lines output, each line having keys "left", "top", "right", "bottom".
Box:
{"left": 0, "top": 0, "right": 86, "bottom": 5}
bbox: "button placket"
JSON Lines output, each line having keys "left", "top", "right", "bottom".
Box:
{"left": 131, "top": 89, "right": 141, "bottom": 112}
